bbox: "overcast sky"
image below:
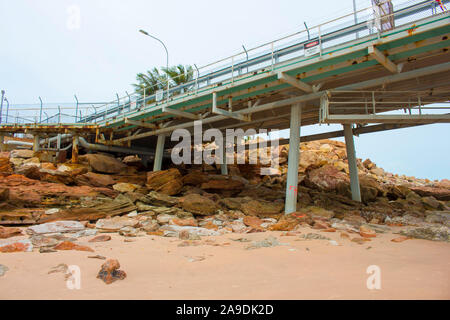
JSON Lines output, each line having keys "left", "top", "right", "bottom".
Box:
{"left": 1, "top": 0, "right": 449, "bottom": 180}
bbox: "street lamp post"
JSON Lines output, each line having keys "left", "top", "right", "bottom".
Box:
{"left": 5, "top": 98, "right": 9, "bottom": 123}
{"left": 0, "top": 90, "right": 4, "bottom": 124}
{"left": 139, "top": 29, "right": 169, "bottom": 104}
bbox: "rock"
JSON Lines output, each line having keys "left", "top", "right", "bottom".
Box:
{"left": 246, "top": 236, "right": 282, "bottom": 250}
{"left": 299, "top": 233, "right": 330, "bottom": 240}
{"left": 118, "top": 226, "right": 139, "bottom": 237}
{"left": 400, "top": 226, "right": 449, "bottom": 242}
{"left": 81, "top": 154, "right": 126, "bottom": 174}
{"left": 304, "top": 206, "right": 335, "bottom": 220}
{"left": 410, "top": 186, "right": 450, "bottom": 201}
{"left": 95, "top": 216, "right": 140, "bottom": 232}
{"left": 424, "top": 211, "right": 450, "bottom": 226}
{"left": 304, "top": 164, "right": 349, "bottom": 192}
{"left": 75, "top": 172, "right": 115, "bottom": 187}
{"left": 160, "top": 225, "right": 220, "bottom": 237}
{"left": 391, "top": 236, "right": 410, "bottom": 243}
{"left": 241, "top": 199, "right": 284, "bottom": 217}
{"left": 0, "top": 264, "right": 8, "bottom": 276}
{"left": 201, "top": 178, "right": 245, "bottom": 191}
{"left": 0, "top": 158, "right": 13, "bottom": 173}
{"left": 0, "top": 239, "right": 33, "bottom": 252}
{"left": 97, "top": 259, "right": 127, "bottom": 284}
{"left": 182, "top": 171, "right": 209, "bottom": 185}
{"left": 89, "top": 235, "right": 112, "bottom": 242}
{"left": 10, "top": 149, "right": 34, "bottom": 159}
{"left": 0, "top": 226, "right": 22, "bottom": 239}
{"left": 30, "top": 235, "right": 60, "bottom": 248}
{"left": 170, "top": 217, "right": 198, "bottom": 227}
{"left": 113, "top": 182, "right": 140, "bottom": 193}
{"left": 219, "top": 197, "right": 249, "bottom": 210}
{"left": 54, "top": 241, "right": 94, "bottom": 252}
{"left": 27, "top": 221, "right": 85, "bottom": 235}
{"left": 360, "top": 225, "right": 376, "bottom": 238}
{"left": 421, "top": 196, "right": 441, "bottom": 210}
{"left": 243, "top": 216, "right": 264, "bottom": 229}
{"left": 139, "top": 191, "right": 178, "bottom": 207}
{"left": 180, "top": 194, "right": 218, "bottom": 215}
{"left": 146, "top": 168, "right": 183, "bottom": 195}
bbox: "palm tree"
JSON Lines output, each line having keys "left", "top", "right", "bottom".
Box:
{"left": 133, "top": 64, "right": 194, "bottom": 100}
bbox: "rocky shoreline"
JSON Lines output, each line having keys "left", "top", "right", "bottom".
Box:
{"left": 0, "top": 139, "right": 449, "bottom": 256}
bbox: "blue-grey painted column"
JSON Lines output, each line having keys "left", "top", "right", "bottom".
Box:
{"left": 33, "top": 134, "right": 40, "bottom": 152}
{"left": 285, "top": 103, "right": 302, "bottom": 214}
{"left": 343, "top": 124, "right": 361, "bottom": 202}
{"left": 221, "top": 137, "right": 228, "bottom": 175}
{"left": 153, "top": 134, "right": 165, "bottom": 172}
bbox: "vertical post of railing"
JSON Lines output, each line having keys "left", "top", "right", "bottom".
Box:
{"left": 126, "top": 91, "right": 131, "bottom": 112}
{"left": 58, "top": 106, "right": 61, "bottom": 124}
{"left": 418, "top": 96, "right": 422, "bottom": 115}
{"left": 194, "top": 64, "right": 200, "bottom": 95}
{"left": 242, "top": 45, "right": 249, "bottom": 73}
{"left": 271, "top": 42, "right": 274, "bottom": 71}
{"left": 231, "top": 56, "right": 234, "bottom": 84}
{"left": 0, "top": 90, "right": 4, "bottom": 124}
{"left": 372, "top": 91, "right": 376, "bottom": 114}
{"left": 74, "top": 95, "right": 79, "bottom": 123}
{"left": 105, "top": 102, "right": 109, "bottom": 120}
{"left": 116, "top": 93, "right": 120, "bottom": 115}
{"left": 39, "top": 96, "right": 43, "bottom": 124}
{"left": 5, "top": 98, "right": 9, "bottom": 124}
{"left": 318, "top": 25, "right": 322, "bottom": 57}
{"left": 353, "top": 0, "right": 359, "bottom": 39}
{"left": 143, "top": 87, "right": 146, "bottom": 108}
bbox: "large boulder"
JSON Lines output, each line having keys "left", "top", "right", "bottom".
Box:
{"left": 241, "top": 199, "right": 284, "bottom": 217}
{"left": 75, "top": 172, "right": 115, "bottom": 187}
{"left": 146, "top": 168, "right": 183, "bottom": 196}
{"left": 410, "top": 186, "right": 450, "bottom": 201}
{"left": 179, "top": 194, "right": 218, "bottom": 215}
{"left": 0, "top": 158, "right": 12, "bottom": 173}
{"left": 304, "top": 164, "right": 349, "bottom": 191}
{"left": 81, "top": 154, "right": 126, "bottom": 174}
{"left": 10, "top": 149, "right": 34, "bottom": 159}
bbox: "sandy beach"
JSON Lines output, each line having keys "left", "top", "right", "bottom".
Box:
{"left": 1, "top": 228, "right": 449, "bottom": 300}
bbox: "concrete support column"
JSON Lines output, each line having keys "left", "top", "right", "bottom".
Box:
{"left": 343, "top": 124, "right": 361, "bottom": 202}
{"left": 71, "top": 136, "right": 79, "bottom": 164}
{"left": 221, "top": 139, "right": 228, "bottom": 175}
{"left": 0, "top": 135, "right": 5, "bottom": 152}
{"left": 285, "top": 103, "right": 302, "bottom": 214}
{"left": 33, "top": 134, "right": 40, "bottom": 152}
{"left": 153, "top": 134, "right": 165, "bottom": 172}
{"left": 56, "top": 134, "right": 61, "bottom": 158}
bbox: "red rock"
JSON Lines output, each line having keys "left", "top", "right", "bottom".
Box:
{"left": 89, "top": 235, "right": 112, "bottom": 243}
{"left": 54, "top": 241, "right": 94, "bottom": 252}
{"left": 410, "top": 186, "right": 450, "bottom": 201}
{"left": 391, "top": 236, "right": 410, "bottom": 243}
{"left": 0, "top": 226, "right": 22, "bottom": 239}
{"left": 179, "top": 194, "right": 218, "bottom": 215}
{"left": 0, "top": 242, "right": 29, "bottom": 253}
{"left": 81, "top": 154, "right": 126, "bottom": 174}
{"left": 241, "top": 199, "right": 284, "bottom": 217}
{"left": 312, "top": 220, "right": 330, "bottom": 230}
{"left": 202, "top": 221, "right": 219, "bottom": 230}
{"left": 146, "top": 168, "right": 183, "bottom": 196}
{"left": 97, "top": 259, "right": 126, "bottom": 284}
{"left": 170, "top": 217, "right": 198, "bottom": 227}
{"left": 201, "top": 179, "right": 244, "bottom": 191}
{"left": 304, "top": 164, "right": 349, "bottom": 192}
{"left": 75, "top": 172, "right": 115, "bottom": 187}
{"left": 359, "top": 225, "right": 376, "bottom": 238}
{"left": 0, "top": 158, "right": 13, "bottom": 173}
{"left": 182, "top": 171, "right": 209, "bottom": 185}
{"left": 243, "top": 216, "right": 264, "bottom": 229}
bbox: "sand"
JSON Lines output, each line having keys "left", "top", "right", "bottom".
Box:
{"left": 0, "top": 227, "right": 449, "bottom": 300}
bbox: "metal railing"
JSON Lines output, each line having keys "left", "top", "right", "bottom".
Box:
{"left": 2, "top": 0, "right": 448, "bottom": 127}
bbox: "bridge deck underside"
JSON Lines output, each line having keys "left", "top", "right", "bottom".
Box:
{"left": 95, "top": 14, "right": 450, "bottom": 147}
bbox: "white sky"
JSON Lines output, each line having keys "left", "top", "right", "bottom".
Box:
{"left": 0, "top": 0, "right": 449, "bottom": 180}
